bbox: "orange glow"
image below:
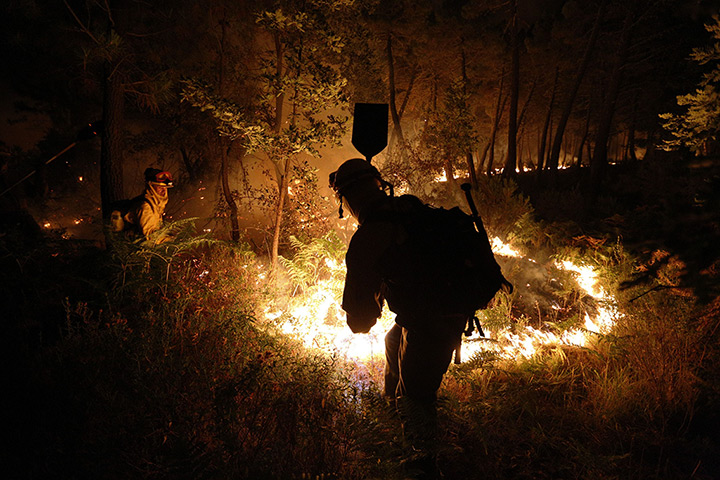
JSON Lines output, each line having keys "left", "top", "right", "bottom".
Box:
{"left": 262, "top": 237, "right": 621, "bottom": 363}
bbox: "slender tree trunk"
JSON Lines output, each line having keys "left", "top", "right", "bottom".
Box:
{"left": 388, "top": 66, "right": 417, "bottom": 151}
{"left": 517, "top": 79, "right": 536, "bottom": 134}
{"left": 481, "top": 67, "right": 506, "bottom": 176}
{"left": 626, "top": 98, "right": 638, "bottom": 163}
{"left": 271, "top": 157, "right": 292, "bottom": 271}
{"left": 547, "top": 2, "right": 603, "bottom": 183}
{"left": 274, "top": 33, "right": 284, "bottom": 132}
{"left": 100, "top": 63, "right": 125, "bottom": 218}
{"left": 537, "top": 67, "right": 559, "bottom": 176}
{"left": 503, "top": 0, "right": 520, "bottom": 179}
{"left": 387, "top": 34, "right": 406, "bottom": 156}
{"left": 221, "top": 142, "right": 241, "bottom": 241}
{"left": 444, "top": 157, "right": 458, "bottom": 196}
{"left": 573, "top": 106, "right": 592, "bottom": 169}
{"left": 215, "top": 11, "right": 242, "bottom": 242}
{"left": 466, "top": 152, "right": 478, "bottom": 188}
{"left": 460, "top": 40, "right": 478, "bottom": 189}
{"left": 515, "top": 78, "right": 536, "bottom": 172}
{"left": 590, "top": 6, "right": 634, "bottom": 197}
{"left": 270, "top": 32, "right": 287, "bottom": 271}
{"left": 545, "top": 116, "right": 553, "bottom": 169}
{"left": 179, "top": 147, "right": 198, "bottom": 181}
{"left": 643, "top": 126, "right": 657, "bottom": 161}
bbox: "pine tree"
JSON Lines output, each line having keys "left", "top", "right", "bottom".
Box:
{"left": 661, "top": 16, "right": 720, "bottom": 155}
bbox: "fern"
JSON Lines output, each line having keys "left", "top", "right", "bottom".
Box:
{"left": 107, "top": 218, "right": 217, "bottom": 295}
{"left": 279, "top": 231, "right": 345, "bottom": 292}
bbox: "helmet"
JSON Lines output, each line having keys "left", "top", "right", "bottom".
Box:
{"left": 329, "top": 158, "right": 394, "bottom": 219}
{"left": 329, "top": 158, "right": 381, "bottom": 195}
{"left": 144, "top": 168, "right": 174, "bottom": 187}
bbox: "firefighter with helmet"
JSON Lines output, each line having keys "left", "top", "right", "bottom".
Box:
{"left": 110, "top": 168, "right": 174, "bottom": 241}
{"left": 330, "top": 158, "right": 469, "bottom": 478}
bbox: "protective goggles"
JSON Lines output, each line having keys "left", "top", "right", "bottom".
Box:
{"left": 150, "top": 171, "right": 174, "bottom": 187}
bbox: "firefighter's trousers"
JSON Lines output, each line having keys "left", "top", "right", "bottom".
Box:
{"left": 384, "top": 315, "right": 465, "bottom": 452}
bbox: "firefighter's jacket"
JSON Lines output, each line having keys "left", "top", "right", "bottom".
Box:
{"left": 342, "top": 195, "right": 425, "bottom": 334}
{"left": 124, "top": 184, "right": 168, "bottom": 238}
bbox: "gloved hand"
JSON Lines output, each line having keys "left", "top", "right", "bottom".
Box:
{"left": 346, "top": 313, "right": 377, "bottom": 334}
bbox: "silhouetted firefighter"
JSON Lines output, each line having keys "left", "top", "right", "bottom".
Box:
{"left": 331, "top": 104, "right": 511, "bottom": 479}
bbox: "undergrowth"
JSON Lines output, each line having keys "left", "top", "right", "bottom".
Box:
{"left": 4, "top": 165, "right": 720, "bottom": 479}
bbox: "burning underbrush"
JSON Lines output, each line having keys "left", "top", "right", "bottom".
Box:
{"left": 264, "top": 231, "right": 622, "bottom": 367}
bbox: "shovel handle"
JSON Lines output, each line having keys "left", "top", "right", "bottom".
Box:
{"left": 460, "top": 183, "right": 483, "bottom": 226}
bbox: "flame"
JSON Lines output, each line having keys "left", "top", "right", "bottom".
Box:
{"left": 491, "top": 237, "right": 522, "bottom": 258}
{"left": 262, "top": 237, "right": 621, "bottom": 364}
{"left": 459, "top": 243, "right": 621, "bottom": 361}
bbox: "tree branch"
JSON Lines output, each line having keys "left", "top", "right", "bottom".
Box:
{"left": 64, "top": 0, "right": 101, "bottom": 45}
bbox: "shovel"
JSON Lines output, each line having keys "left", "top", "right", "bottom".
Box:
{"left": 351, "top": 103, "right": 388, "bottom": 164}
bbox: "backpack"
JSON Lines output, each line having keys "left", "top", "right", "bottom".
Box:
{"left": 109, "top": 195, "right": 151, "bottom": 233}
{"left": 377, "top": 197, "right": 508, "bottom": 317}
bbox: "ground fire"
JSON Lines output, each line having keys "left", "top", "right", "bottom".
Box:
{"left": 263, "top": 236, "right": 620, "bottom": 363}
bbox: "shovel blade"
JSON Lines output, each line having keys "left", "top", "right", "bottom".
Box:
{"left": 351, "top": 103, "right": 388, "bottom": 163}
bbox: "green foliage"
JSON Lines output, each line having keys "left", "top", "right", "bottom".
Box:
{"left": 107, "top": 218, "right": 215, "bottom": 295}
{"left": 418, "top": 78, "right": 478, "bottom": 170}
{"left": 474, "top": 175, "right": 536, "bottom": 241}
{"left": 660, "top": 85, "right": 720, "bottom": 153}
{"left": 279, "top": 231, "right": 345, "bottom": 292}
{"left": 661, "top": 16, "right": 720, "bottom": 154}
{"left": 181, "top": 1, "right": 350, "bottom": 157}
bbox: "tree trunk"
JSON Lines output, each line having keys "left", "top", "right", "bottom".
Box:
{"left": 221, "top": 142, "right": 241, "bottom": 241}
{"left": 100, "top": 63, "right": 125, "bottom": 218}
{"left": 466, "top": 152, "right": 478, "bottom": 189}
{"left": 573, "top": 106, "right": 592, "bottom": 169}
{"left": 626, "top": 98, "right": 638, "bottom": 164}
{"left": 387, "top": 34, "right": 407, "bottom": 156}
{"left": 502, "top": 0, "right": 520, "bottom": 179}
{"left": 179, "top": 147, "right": 196, "bottom": 181}
{"left": 590, "top": 6, "right": 634, "bottom": 197}
{"left": 443, "top": 157, "right": 459, "bottom": 196}
{"left": 269, "top": 32, "right": 287, "bottom": 271}
{"left": 515, "top": 78, "right": 537, "bottom": 171}
{"left": 517, "top": 79, "right": 536, "bottom": 134}
{"left": 481, "top": 67, "right": 506, "bottom": 176}
{"left": 537, "top": 67, "right": 559, "bottom": 176}
{"left": 274, "top": 32, "right": 284, "bottom": 132}
{"left": 546, "top": 2, "right": 603, "bottom": 183}
{"left": 271, "top": 158, "right": 292, "bottom": 272}
{"left": 460, "top": 40, "right": 478, "bottom": 189}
